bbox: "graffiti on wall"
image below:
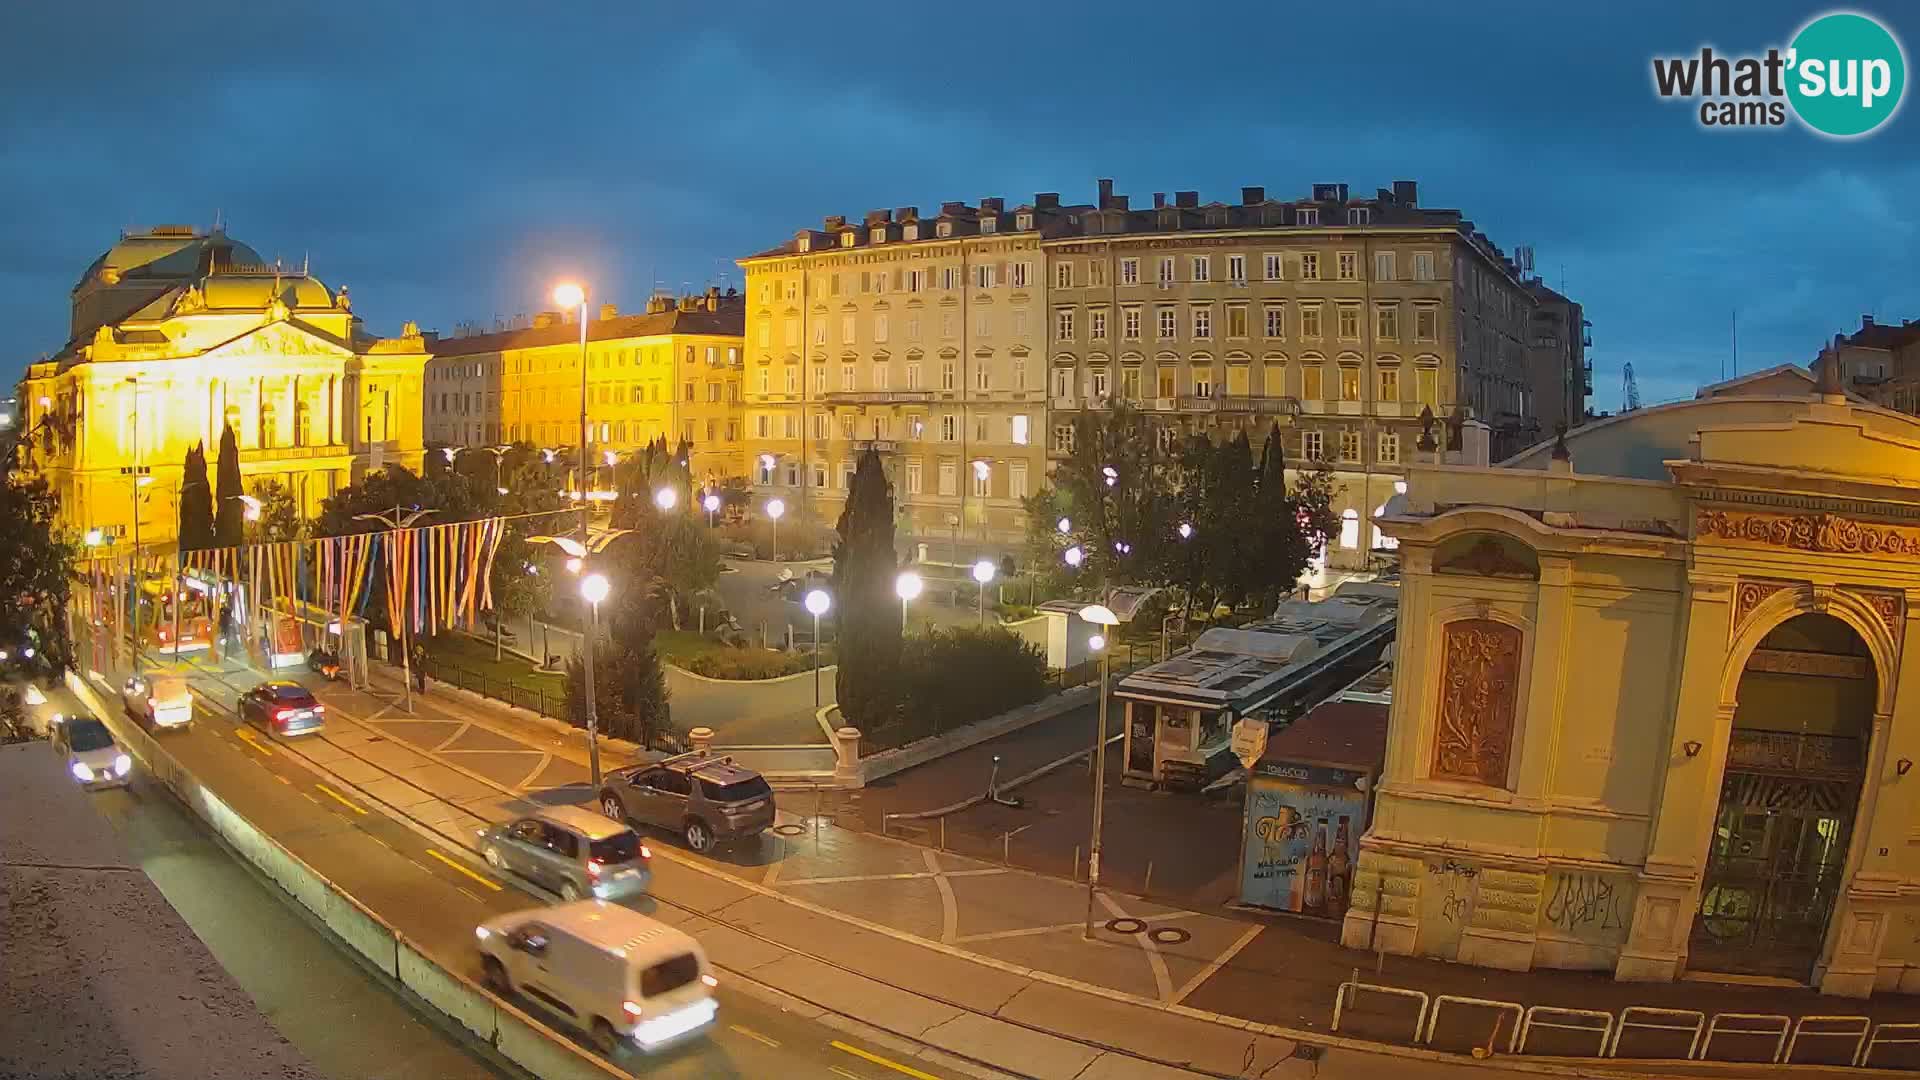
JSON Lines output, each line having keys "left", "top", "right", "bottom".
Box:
{"left": 1414, "top": 857, "right": 1480, "bottom": 961}
{"left": 1542, "top": 871, "right": 1634, "bottom": 944}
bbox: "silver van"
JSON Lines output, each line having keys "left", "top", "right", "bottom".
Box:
{"left": 478, "top": 805, "right": 651, "bottom": 901}
{"left": 476, "top": 900, "right": 717, "bottom": 1054}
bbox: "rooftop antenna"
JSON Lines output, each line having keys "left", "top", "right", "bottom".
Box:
{"left": 1623, "top": 362, "right": 1643, "bottom": 412}
{"left": 1731, "top": 308, "right": 1738, "bottom": 379}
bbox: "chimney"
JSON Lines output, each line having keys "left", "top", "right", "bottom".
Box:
{"left": 896, "top": 206, "right": 919, "bottom": 222}
{"left": 533, "top": 312, "right": 558, "bottom": 330}
{"left": 1035, "top": 192, "right": 1060, "bottom": 209}
{"left": 865, "top": 209, "right": 892, "bottom": 226}
{"left": 824, "top": 215, "right": 846, "bottom": 231}
{"left": 1547, "top": 423, "right": 1573, "bottom": 475}
{"left": 1175, "top": 191, "right": 1199, "bottom": 209}
{"left": 598, "top": 303, "right": 618, "bottom": 321}
{"left": 1097, "top": 178, "right": 1114, "bottom": 209}
{"left": 1241, "top": 186, "right": 1265, "bottom": 206}
{"left": 980, "top": 197, "right": 1004, "bottom": 214}
{"left": 1153, "top": 193, "right": 1166, "bottom": 209}
{"left": 940, "top": 201, "right": 967, "bottom": 217}
{"left": 1393, "top": 180, "right": 1418, "bottom": 206}
{"left": 1863, "top": 314, "right": 1876, "bottom": 328}
{"left": 1111, "top": 195, "right": 1129, "bottom": 211}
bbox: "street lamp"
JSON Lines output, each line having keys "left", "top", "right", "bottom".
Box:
{"left": 702, "top": 492, "right": 720, "bottom": 528}
{"left": 766, "top": 497, "right": 785, "bottom": 562}
{"left": 579, "top": 571, "right": 611, "bottom": 789}
{"left": 895, "top": 571, "right": 922, "bottom": 633}
{"left": 1102, "top": 465, "right": 1118, "bottom": 489}
{"left": 1177, "top": 522, "right": 1193, "bottom": 540}
{"left": 1064, "top": 546, "right": 1084, "bottom": 568}
{"left": 804, "top": 588, "right": 831, "bottom": 708}
{"left": 971, "top": 559, "right": 996, "bottom": 625}
{"left": 654, "top": 487, "right": 677, "bottom": 512}
{"left": 553, "top": 280, "right": 593, "bottom": 599}
{"left": 1057, "top": 517, "right": 1071, "bottom": 534}
{"left": 1078, "top": 602, "right": 1121, "bottom": 939}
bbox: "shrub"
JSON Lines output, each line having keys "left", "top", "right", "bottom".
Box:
{"left": 677, "top": 644, "right": 835, "bottom": 680}
{"left": 885, "top": 626, "right": 1048, "bottom": 744}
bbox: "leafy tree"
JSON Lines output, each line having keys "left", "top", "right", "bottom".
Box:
{"left": 831, "top": 448, "right": 901, "bottom": 731}
{"left": 0, "top": 445, "right": 76, "bottom": 680}
{"left": 214, "top": 424, "right": 245, "bottom": 548}
{"left": 1023, "top": 401, "right": 1171, "bottom": 593}
{"left": 572, "top": 581, "right": 673, "bottom": 749}
{"left": 177, "top": 442, "right": 216, "bottom": 550}
{"left": 245, "top": 479, "right": 306, "bottom": 545}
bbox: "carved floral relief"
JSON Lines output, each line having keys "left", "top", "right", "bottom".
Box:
{"left": 1697, "top": 510, "right": 1920, "bottom": 557}
{"left": 1432, "top": 619, "right": 1523, "bottom": 787}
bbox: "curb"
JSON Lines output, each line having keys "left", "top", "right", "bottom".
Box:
{"left": 884, "top": 731, "right": 1127, "bottom": 822}
{"left": 667, "top": 661, "right": 839, "bottom": 687}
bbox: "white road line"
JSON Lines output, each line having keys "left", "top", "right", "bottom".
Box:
{"left": 780, "top": 868, "right": 1007, "bottom": 887}
{"left": 728, "top": 1023, "right": 780, "bottom": 1048}
{"left": 924, "top": 849, "right": 959, "bottom": 945}
{"left": 1172, "top": 923, "right": 1264, "bottom": 1005}
{"left": 1099, "top": 892, "right": 1173, "bottom": 1001}
{"left": 512, "top": 752, "right": 553, "bottom": 790}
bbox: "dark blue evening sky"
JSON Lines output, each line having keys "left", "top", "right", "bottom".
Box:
{"left": 2, "top": 1, "right": 1915, "bottom": 408}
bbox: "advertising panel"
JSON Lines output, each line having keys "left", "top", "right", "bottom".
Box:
{"left": 1241, "top": 763, "right": 1369, "bottom": 918}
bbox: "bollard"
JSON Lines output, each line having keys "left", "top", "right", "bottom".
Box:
{"left": 1002, "top": 831, "right": 1010, "bottom": 864}
{"left": 940, "top": 816, "right": 946, "bottom": 852}
{"left": 833, "top": 727, "right": 862, "bottom": 788}
{"left": 689, "top": 727, "right": 715, "bottom": 754}
{"left": 1144, "top": 860, "right": 1154, "bottom": 895}
{"left": 1074, "top": 845, "right": 1081, "bottom": 881}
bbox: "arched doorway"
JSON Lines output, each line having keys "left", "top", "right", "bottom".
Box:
{"left": 1691, "top": 613, "right": 1874, "bottom": 981}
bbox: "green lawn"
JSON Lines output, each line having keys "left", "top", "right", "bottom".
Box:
{"left": 656, "top": 629, "right": 834, "bottom": 680}
{"left": 423, "top": 631, "right": 564, "bottom": 691}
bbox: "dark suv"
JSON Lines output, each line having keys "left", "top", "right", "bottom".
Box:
{"left": 599, "top": 752, "right": 776, "bottom": 853}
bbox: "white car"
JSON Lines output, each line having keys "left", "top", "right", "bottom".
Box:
{"left": 476, "top": 900, "right": 717, "bottom": 1055}
{"left": 50, "top": 714, "right": 132, "bottom": 790}
{"left": 123, "top": 674, "right": 192, "bottom": 731}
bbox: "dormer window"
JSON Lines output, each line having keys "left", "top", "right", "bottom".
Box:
{"left": 980, "top": 217, "right": 997, "bottom": 234}
{"left": 1297, "top": 207, "right": 1320, "bottom": 226}
{"left": 840, "top": 231, "right": 857, "bottom": 248}
{"left": 1348, "top": 207, "right": 1372, "bottom": 225}
{"left": 904, "top": 224, "right": 919, "bottom": 241}
{"left": 1016, "top": 213, "right": 1034, "bottom": 231}
{"left": 871, "top": 229, "right": 886, "bottom": 245}
{"left": 797, "top": 235, "right": 812, "bottom": 252}
{"left": 937, "top": 221, "right": 953, "bottom": 238}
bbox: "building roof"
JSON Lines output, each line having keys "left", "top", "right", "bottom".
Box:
{"left": 1258, "top": 699, "right": 1389, "bottom": 773}
{"left": 75, "top": 227, "right": 265, "bottom": 292}
{"left": 535, "top": 804, "right": 631, "bottom": 840}
{"left": 429, "top": 300, "right": 743, "bottom": 358}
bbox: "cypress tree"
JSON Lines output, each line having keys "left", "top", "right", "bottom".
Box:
{"left": 178, "top": 443, "right": 216, "bottom": 550}
{"left": 831, "top": 448, "right": 901, "bottom": 730}
{"left": 214, "top": 424, "right": 245, "bottom": 548}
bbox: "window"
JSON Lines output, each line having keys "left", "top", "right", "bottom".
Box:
{"left": 974, "top": 263, "right": 996, "bottom": 289}
{"left": 873, "top": 362, "right": 889, "bottom": 390}
{"left": 1417, "top": 366, "right": 1439, "bottom": 409}
{"left": 1300, "top": 252, "right": 1320, "bottom": 280}
{"left": 1300, "top": 304, "right": 1323, "bottom": 339}
{"left": 814, "top": 321, "right": 829, "bottom": 346}
{"left": 726, "top": 419, "right": 739, "bottom": 441}
{"left": 1088, "top": 259, "right": 1106, "bottom": 287}
{"left": 757, "top": 368, "right": 770, "bottom": 395}
{"left": 1010, "top": 461, "right": 1028, "bottom": 499}
{"left": 975, "top": 364, "right": 991, "bottom": 391}
{"left": 1339, "top": 428, "right": 1361, "bottom": 462}
{"left": 1090, "top": 308, "right": 1108, "bottom": 341}
{"left": 756, "top": 414, "right": 771, "bottom": 438}
{"left": 1376, "top": 305, "right": 1399, "bottom": 342}
{"left": 1415, "top": 305, "right": 1438, "bottom": 342}
{"left": 940, "top": 415, "right": 956, "bottom": 442}
{"left": 1377, "top": 432, "right": 1399, "bottom": 465}
{"left": 1378, "top": 367, "right": 1399, "bottom": 401}
{"left": 1012, "top": 309, "right": 1028, "bottom": 337}
{"left": 784, "top": 414, "right": 798, "bottom": 438}
{"left": 707, "top": 381, "right": 721, "bottom": 402}
{"left": 1053, "top": 424, "right": 1075, "bottom": 453}
{"left": 1052, "top": 368, "right": 1072, "bottom": 399}
{"left": 1303, "top": 364, "right": 1324, "bottom": 400}
{"left": 1337, "top": 305, "right": 1361, "bottom": 341}
{"left": 975, "top": 311, "right": 993, "bottom": 338}
{"left": 784, "top": 318, "right": 800, "bottom": 347}
{"left": 1227, "top": 305, "right": 1249, "bottom": 338}
{"left": 1339, "top": 366, "right": 1361, "bottom": 401}
{"left": 841, "top": 316, "right": 855, "bottom": 342}
{"left": 813, "top": 365, "right": 827, "bottom": 395}
{"left": 1227, "top": 255, "right": 1245, "bottom": 283}
{"left": 1337, "top": 252, "right": 1357, "bottom": 281}
{"left": 758, "top": 322, "right": 771, "bottom": 348}
{"left": 1303, "top": 429, "right": 1324, "bottom": 460}
{"left": 1413, "top": 252, "right": 1436, "bottom": 281}
{"left": 1157, "top": 306, "right": 1177, "bottom": 340}
{"left": 1123, "top": 307, "right": 1142, "bottom": 341}
{"left": 1157, "top": 367, "right": 1177, "bottom": 398}
{"left": 1156, "top": 425, "right": 1180, "bottom": 454}
{"left": 942, "top": 267, "right": 958, "bottom": 290}
{"left": 1055, "top": 262, "right": 1073, "bottom": 288}
{"left": 813, "top": 461, "right": 828, "bottom": 489}
{"left": 1157, "top": 256, "right": 1176, "bottom": 284}
{"left": 906, "top": 361, "right": 922, "bottom": 389}
{"left": 1012, "top": 359, "right": 1026, "bottom": 388}
{"left": 939, "top": 461, "right": 956, "bottom": 495}
{"left": 906, "top": 460, "right": 923, "bottom": 494}
{"left": 1297, "top": 207, "right": 1320, "bottom": 226}
{"left": 1121, "top": 366, "right": 1142, "bottom": 399}
{"left": 1016, "top": 212, "right": 1033, "bottom": 230}
{"left": 941, "top": 362, "right": 955, "bottom": 390}
{"left": 1264, "top": 304, "right": 1286, "bottom": 339}
{"left": 874, "top": 415, "right": 890, "bottom": 439}
{"left": 940, "top": 312, "right": 956, "bottom": 339}
{"left": 972, "top": 463, "right": 990, "bottom": 497}
{"left": 1348, "top": 207, "right": 1371, "bottom": 225}
{"left": 786, "top": 366, "right": 800, "bottom": 394}
{"left": 874, "top": 314, "right": 890, "bottom": 343}
{"left": 1120, "top": 258, "right": 1139, "bottom": 286}
{"left": 1375, "top": 251, "right": 1395, "bottom": 282}
{"left": 683, "top": 380, "right": 695, "bottom": 401}
{"left": 1090, "top": 368, "right": 1110, "bottom": 399}
{"left": 1191, "top": 306, "right": 1212, "bottom": 340}
{"left": 1190, "top": 256, "right": 1210, "bottom": 283}
{"left": 1193, "top": 368, "right": 1213, "bottom": 398}
{"left": 1010, "top": 262, "right": 1030, "bottom": 288}
{"left": 1010, "top": 414, "right": 1029, "bottom": 445}
{"left": 841, "top": 414, "right": 856, "bottom": 440}
{"left": 785, "top": 281, "right": 800, "bottom": 301}
{"left": 1263, "top": 253, "right": 1283, "bottom": 281}
{"left": 1338, "top": 507, "right": 1360, "bottom": 548}
{"left": 1056, "top": 308, "right": 1075, "bottom": 341}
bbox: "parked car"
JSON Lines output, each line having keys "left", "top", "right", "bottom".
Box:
{"left": 237, "top": 681, "right": 325, "bottom": 736}
{"left": 478, "top": 805, "right": 651, "bottom": 901}
{"left": 599, "top": 752, "right": 775, "bottom": 854}
{"left": 122, "top": 674, "right": 192, "bottom": 731}
{"left": 50, "top": 714, "right": 131, "bottom": 790}
{"left": 475, "top": 899, "right": 717, "bottom": 1055}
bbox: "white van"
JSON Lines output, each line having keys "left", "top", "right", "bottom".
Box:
{"left": 475, "top": 900, "right": 717, "bottom": 1054}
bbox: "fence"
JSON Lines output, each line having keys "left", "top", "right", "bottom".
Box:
{"left": 418, "top": 654, "right": 567, "bottom": 723}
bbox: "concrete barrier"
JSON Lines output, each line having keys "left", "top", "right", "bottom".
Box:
{"left": 398, "top": 940, "right": 497, "bottom": 1044}
{"left": 321, "top": 888, "right": 400, "bottom": 979}
{"left": 493, "top": 1002, "right": 625, "bottom": 1080}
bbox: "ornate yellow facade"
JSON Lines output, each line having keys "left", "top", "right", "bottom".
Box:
{"left": 1347, "top": 363, "right": 1920, "bottom": 996}
{"left": 17, "top": 227, "right": 426, "bottom": 548}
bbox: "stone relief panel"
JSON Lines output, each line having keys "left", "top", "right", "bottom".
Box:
{"left": 1431, "top": 619, "right": 1523, "bottom": 787}
{"left": 1470, "top": 867, "right": 1546, "bottom": 936}
{"left": 1732, "top": 579, "right": 1792, "bottom": 643}
{"left": 1698, "top": 509, "right": 1920, "bottom": 556}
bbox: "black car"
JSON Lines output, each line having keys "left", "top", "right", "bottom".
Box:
{"left": 238, "top": 681, "right": 325, "bottom": 736}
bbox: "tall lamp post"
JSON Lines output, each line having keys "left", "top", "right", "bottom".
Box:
{"left": 654, "top": 487, "right": 677, "bottom": 512}
{"left": 702, "top": 492, "right": 720, "bottom": 529}
{"left": 579, "top": 571, "right": 610, "bottom": 789}
{"left": 1079, "top": 602, "right": 1121, "bottom": 938}
{"left": 894, "top": 571, "right": 922, "bottom": 634}
{"left": 766, "top": 497, "right": 785, "bottom": 562}
{"left": 354, "top": 506, "right": 437, "bottom": 713}
{"left": 971, "top": 559, "right": 996, "bottom": 626}
{"left": 804, "top": 588, "right": 830, "bottom": 708}
{"left": 554, "top": 282, "right": 596, "bottom": 781}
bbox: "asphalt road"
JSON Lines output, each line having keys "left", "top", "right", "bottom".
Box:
{"left": 74, "top": 667, "right": 971, "bottom": 1080}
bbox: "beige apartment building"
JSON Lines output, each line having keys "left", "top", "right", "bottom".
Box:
{"left": 1811, "top": 314, "right": 1920, "bottom": 414}
{"left": 738, "top": 200, "right": 1060, "bottom": 563}
{"left": 1045, "top": 179, "right": 1559, "bottom": 570}
{"left": 425, "top": 290, "right": 746, "bottom": 488}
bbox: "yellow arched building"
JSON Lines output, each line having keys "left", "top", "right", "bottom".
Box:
{"left": 17, "top": 226, "right": 427, "bottom": 548}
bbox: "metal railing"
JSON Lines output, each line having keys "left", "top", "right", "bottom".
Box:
{"left": 417, "top": 654, "right": 566, "bottom": 722}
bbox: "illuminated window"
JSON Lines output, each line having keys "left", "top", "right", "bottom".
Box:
{"left": 1339, "top": 508, "right": 1360, "bottom": 549}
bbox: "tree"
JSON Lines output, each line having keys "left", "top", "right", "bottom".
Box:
{"left": 177, "top": 443, "right": 216, "bottom": 550}
{"left": 1023, "top": 401, "right": 1171, "bottom": 594}
{"left": 214, "top": 424, "right": 245, "bottom": 548}
{"left": 0, "top": 444, "right": 76, "bottom": 680}
{"left": 1249, "top": 423, "right": 1310, "bottom": 612}
{"left": 245, "top": 479, "right": 305, "bottom": 545}
{"left": 831, "top": 448, "right": 901, "bottom": 731}
{"left": 573, "top": 578, "right": 674, "bottom": 750}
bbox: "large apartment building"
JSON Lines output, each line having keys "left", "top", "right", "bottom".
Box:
{"left": 738, "top": 202, "right": 1055, "bottom": 563}
{"left": 1524, "top": 281, "right": 1592, "bottom": 433}
{"left": 1811, "top": 314, "right": 1920, "bottom": 413}
{"left": 425, "top": 289, "right": 746, "bottom": 487}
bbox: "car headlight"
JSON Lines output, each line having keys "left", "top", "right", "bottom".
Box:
{"left": 70, "top": 761, "right": 94, "bottom": 783}
{"left": 475, "top": 926, "right": 492, "bottom": 940}
{"left": 113, "top": 754, "right": 132, "bottom": 777}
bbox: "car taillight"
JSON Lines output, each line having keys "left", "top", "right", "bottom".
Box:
{"left": 312, "top": 704, "right": 325, "bottom": 714}
{"left": 640, "top": 844, "right": 652, "bottom": 860}
{"left": 586, "top": 860, "right": 602, "bottom": 877}
{"left": 274, "top": 708, "right": 293, "bottom": 722}
{"left": 622, "top": 1000, "right": 642, "bottom": 1018}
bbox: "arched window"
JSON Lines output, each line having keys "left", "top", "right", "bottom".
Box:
{"left": 1372, "top": 504, "right": 1398, "bottom": 551}
{"left": 1339, "top": 508, "right": 1360, "bottom": 550}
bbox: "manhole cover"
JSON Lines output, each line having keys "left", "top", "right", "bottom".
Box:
{"left": 772, "top": 823, "right": 807, "bottom": 836}
{"left": 1105, "top": 917, "right": 1147, "bottom": 936}
{"left": 1149, "top": 927, "right": 1191, "bottom": 945}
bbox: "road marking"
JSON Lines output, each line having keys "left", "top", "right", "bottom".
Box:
{"left": 780, "top": 867, "right": 1006, "bottom": 886}
{"left": 274, "top": 774, "right": 292, "bottom": 785}
{"left": 924, "top": 849, "right": 959, "bottom": 945}
{"left": 368, "top": 835, "right": 393, "bottom": 850}
{"left": 314, "top": 782, "right": 368, "bottom": 815}
{"left": 426, "top": 848, "right": 503, "bottom": 891}
{"left": 1099, "top": 892, "right": 1173, "bottom": 1001}
{"left": 831, "top": 1041, "right": 940, "bottom": 1080}
{"left": 1172, "top": 922, "right": 1264, "bottom": 1005}
{"left": 300, "top": 791, "right": 321, "bottom": 805}
{"left": 458, "top": 887, "right": 482, "bottom": 903}
{"left": 728, "top": 1023, "right": 779, "bottom": 1048}
{"left": 829, "top": 1067, "right": 864, "bottom": 1080}
{"left": 233, "top": 727, "right": 274, "bottom": 756}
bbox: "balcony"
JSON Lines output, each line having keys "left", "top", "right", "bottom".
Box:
{"left": 821, "top": 390, "right": 934, "bottom": 406}
{"left": 1214, "top": 395, "right": 1301, "bottom": 416}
